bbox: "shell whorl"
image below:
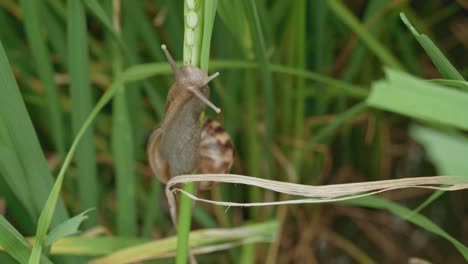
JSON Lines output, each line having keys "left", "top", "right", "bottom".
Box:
{"left": 198, "top": 118, "right": 235, "bottom": 190}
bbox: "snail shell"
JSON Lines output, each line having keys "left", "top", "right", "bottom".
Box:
{"left": 147, "top": 118, "right": 235, "bottom": 189}
{"left": 198, "top": 118, "right": 235, "bottom": 190}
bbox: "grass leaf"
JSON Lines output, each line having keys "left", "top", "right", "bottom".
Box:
{"left": 328, "top": 0, "right": 404, "bottom": 70}
{"left": 0, "top": 216, "right": 52, "bottom": 264}
{"left": 341, "top": 196, "right": 468, "bottom": 260}
{"left": 68, "top": 0, "right": 99, "bottom": 227}
{"left": 367, "top": 69, "right": 468, "bottom": 130}
{"left": 44, "top": 209, "right": 94, "bottom": 247}
{"left": 19, "top": 0, "right": 67, "bottom": 158}
{"left": 400, "top": 13, "right": 464, "bottom": 81}
{"left": 0, "top": 36, "right": 69, "bottom": 227}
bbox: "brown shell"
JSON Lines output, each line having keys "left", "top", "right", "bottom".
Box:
{"left": 198, "top": 118, "right": 235, "bottom": 190}
{"left": 146, "top": 128, "right": 170, "bottom": 184}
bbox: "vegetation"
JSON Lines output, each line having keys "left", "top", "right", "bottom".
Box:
{"left": 0, "top": 0, "right": 466, "bottom": 263}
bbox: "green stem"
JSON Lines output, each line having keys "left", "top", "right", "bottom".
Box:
{"left": 176, "top": 0, "right": 218, "bottom": 263}
{"left": 176, "top": 182, "right": 196, "bottom": 264}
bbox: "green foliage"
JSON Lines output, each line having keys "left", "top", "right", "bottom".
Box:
{"left": 0, "top": 1, "right": 466, "bottom": 263}
{"left": 367, "top": 69, "right": 468, "bottom": 130}
{"left": 44, "top": 209, "right": 94, "bottom": 247}
{"left": 0, "top": 216, "right": 52, "bottom": 264}
{"left": 342, "top": 196, "right": 468, "bottom": 259}
{"left": 400, "top": 13, "right": 464, "bottom": 81}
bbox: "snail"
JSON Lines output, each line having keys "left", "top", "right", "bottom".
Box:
{"left": 147, "top": 45, "right": 234, "bottom": 189}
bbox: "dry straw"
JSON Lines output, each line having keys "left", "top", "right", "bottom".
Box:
{"left": 166, "top": 174, "right": 468, "bottom": 225}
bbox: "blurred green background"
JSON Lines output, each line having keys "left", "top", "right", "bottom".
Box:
{"left": 0, "top": 0, "right": 467, "bottom": 263}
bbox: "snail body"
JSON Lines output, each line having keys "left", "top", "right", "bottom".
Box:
{"left": 147, "top": 45, "right": 234, "bottom": 187}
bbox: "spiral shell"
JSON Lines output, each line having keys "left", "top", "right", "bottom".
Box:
{"left": 198, "top": 118, "right": 235, "bottom": 190}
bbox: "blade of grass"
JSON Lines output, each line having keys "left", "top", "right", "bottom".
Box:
{"left": 89, "top": 221, "right": 277, "bottom": 264}
{"left": 0, "top": 136, "right": 36, "bottom": 219}
{"left": 430, "top": 79, "right": 468, "bottom": 92}
{"left": 82, "top": 0, "right": 127, "bottom": 56}
{"left": 142, "top": 179, "right": 166, "bottom": 237}
{"left": 0, "top": 216, "right": 53, "bottom": 264}
{"left": 112, "top": 82, "right": 138, "bottom": 236}
{"left": 367, "top": 69, "right": 468, "bottom": 130}
{"left": 328, "top": 0, "right": 404, "bottom": 70}
{"left": 0, "top": 38, "right": 69, "bottom": 226}
{"left": 341, "top": 196, "right": 468, "bottom": 260}
{"left": 110, "top": 0, "right": 138, "bottom": 237}
{"left": 68, "top": 0, "right": 98, "bottom": 227}
{"left": 42, "top": 4, "right": 67, "bottom": 65}
{"left": 44, "top": 209, "right": 93, "bottom": 247}
{"left": 20, "top": 0, "right": 66, "bottom": 157}
{"left": 292, "top": 0, "right": 306, "bottom": 176}
{"left": 243, "top": 0, "right": 275, "bottom": 179}
{"left": 409, "top": 126, "right": 468, "bottom": 212}
{"left": 244, "top": 69, "right": 261, "bottom": 218}
{"left": 400, "top": 13, "right": 464, "bottom": 81}
{"left": 340, "top": 0, "right": 390, "bottom": 82}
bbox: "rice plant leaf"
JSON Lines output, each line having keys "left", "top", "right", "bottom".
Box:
{"left": 0, "top": 216, "right": 52, "bottom": 264}
{"left": 341, "top": 196, "right": 468, "bottom": 260}
{"left": 430, "top": 79, "right": 468, "bottom": 92}
{"left": 411, "top": 126, "right": 468, "bottom": 176}
{"left": 367, "top": 69, "right": 468, "bottom": 131}
{"left": 200, "top": 0, "right": 218, "bottom": 71}
{"left": 0, "top": 137, "right": 35, "bottom": 218}
{"left": 82, "top": 0, "right": 127, "bottom": 53}
{"left": 112, "top": 88, "right": 138, "bottom": 236}
{"left": 410, "top": 125, "right": 468, "bottom": 212}
{"left": 0, "top": 37, "right": 69, "bottom": 226}
{"left": 328, "top": 0, "right": 404, "bottom": 70}
{"left": 68, "top": 0, "right": 98, "bottom": 227}
{"left": 400, "top": 13, "right": 464, "bottom": 81}
{"left": 44, "top": 209, "right": 94, "bottom": 247}
{"left": 243, "top": 0, "right": 275, "bottom": 178}
{"left": 19, "top": 0, "right": 66, "bottom": 157}
{"left": 217, "top": 1, "right": 245, "bottom": 44}
{"left": 89, "top": 221, "right": 277, "bottom": 264}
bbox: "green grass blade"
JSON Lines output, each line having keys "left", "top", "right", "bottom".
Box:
{"left": 340, "top": 0, "right": 390, "bottom": 82}
{"left": 110, "top": 0, "right": 138, "bottom": 237}
{"left": 200, "top": 0, "right": 218, "bottom": 71}
{"left": 341, "top": 196, "right": 468, "bottom": 260}
{"left": 328, "top": 0, "right": 404, "bottom": 70}
{"left": 409, "top": 126, "right": 468, "bottom": 212}
{"left": 430, "top": 79, "right": 468, "bottom": 92}
{"left": 19, "top": 0, "right": 66, "bottom": 158}
{"left": 367, "top": 69, "right": 468, "bottom": 130}
{"left": 292, "top": 0, "right": 306, "bottom": 175}
{"left": 207, "top": 60, "right": 369, "bottom": 98}
{"left": 90, "top": 221, "right": 277, "bottom": 263}
{"left": 44, "top": 209, "right": 93, "bottom": 247}
{"left": 68, "top": 0, "right": 99, "bottom": 227}
{"left": 82, "top": 0, "right": 127, "bottom": 54}
{"left": 112, "top": 85, "right": 138, "bottom": 236}
{"left": 0, "top": 38, "right": 69, "bottom": 226}
{"left": 411, "top": 126, "right": 468, "bottom": 176}
{"left": 400, "top": 13, "right": 464, "bottom": 81}
{"left": 0, "top": 216, "right": 53, "bottom": 264}
{"left": 142, "top": 179, "right": 165, "bottom": 237}
{"left": 243, "top": 0, "right": 274, "bottom": 179}
{"left": 0, "top": 136, "right": 36, "bottom": 219}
